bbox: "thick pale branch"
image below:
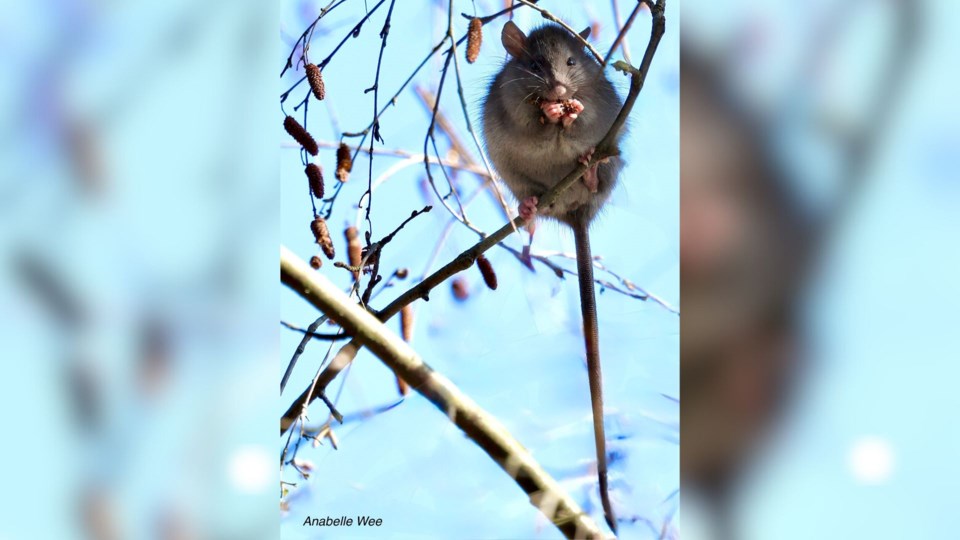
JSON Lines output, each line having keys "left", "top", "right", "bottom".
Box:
{"left": 280, "top": 246, "right": 609, "bottom": 540}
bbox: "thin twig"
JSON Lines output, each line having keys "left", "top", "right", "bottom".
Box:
{"left": 281, "top": 0, "right": 389, "bottom": 104}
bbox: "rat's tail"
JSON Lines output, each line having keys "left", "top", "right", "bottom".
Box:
{"left": 573, "top": 217, "right": 617, "bottom": 535}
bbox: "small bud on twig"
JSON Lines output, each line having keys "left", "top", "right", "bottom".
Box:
{"left": 310, "top": 255, "right": 322, "bottom": 269}
{"left": 396, "top": 268, "right": 409, "bottom": 279}
{"left": 476, "top": 254, "right": 498, "bottom": 290}
{"left": 305, "top": 163, "right": 324, "bottom": 199}
{"left": 466, "top": 18, "right": 482, "bottom": 63}
{"left": 311, "top": 217, "right": 335, "bottom": 260}
{"left": 336, "top": 143, "right": 352, "bottom": 182}
{"left": 284, "top": 116, "right": 318, "bottom": 156}
{"left": 305, "top": 63, "right": 325, "bottom": 100}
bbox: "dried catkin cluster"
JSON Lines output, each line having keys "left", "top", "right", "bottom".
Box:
{"left": 305, "top": 163, "right": 324, "bottom": 199}
{"left": 336, "top": 143, "right": 352, "bottom": 182}
{"left": 284, "top": 116, "right": 318, "bottom": 156}
{"left": 310, "top": 217, "right": 335, "bottom": 260}
{"left": 305, "top": 63, "right": 325, "bottom": 101}
{"left": 466, "top": 18, "right": 482, "bottom": 63}
{"left": 476, "top": 254, "right": 497, "bottom": 290}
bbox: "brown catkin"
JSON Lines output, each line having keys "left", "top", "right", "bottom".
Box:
{"left": 335, "top": 143, "right": 352, "bottom": 182}
{"left": 345, "top": 226, "right": 361, "bottom": 281}
{"left": 476, "top": 254, "right": 498, "bottom": 290}
{"left": 310, "top": 217, "right": 335, "bottom": 259}
{"left": 284, "top": 116, "right": 318, "bottom": 156}
{"left": 396, "top": 305, "right": 414, "bottom": 395}
{"left": 309, "top": 255, "right": 322, "bottom": 269}
{"left": 466, "top": 18, "right": 482, "bottom": 63}
{"left": 305, "top": 163, "right": 324, "bottom": 199}
{"left": 305, "top": 63, "right": 325, "bottom": 100}
{"left": 451, "top": 277, "right": 469, "bottom": 301}
{"left": 400, "top": 304, "right": 414, "bottom": 342}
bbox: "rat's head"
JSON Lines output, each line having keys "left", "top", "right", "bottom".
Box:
{"left": 498, "top": 21, "right": 599, "bottom": 106}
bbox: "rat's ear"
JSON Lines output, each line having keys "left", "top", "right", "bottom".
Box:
{"left": 501, "top": 21, "right": 527, "bottom": 58}
{"left": 579, "top": 27, "right": 592, "bottom": 41}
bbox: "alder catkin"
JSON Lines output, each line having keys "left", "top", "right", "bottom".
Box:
{"left": 476, "top": 254, "right": 497, "bottom": 290}
{"left": 310, "top": 255, "right": 322, "bottom": 269}
{"left": 397, "top": 304, "right": 414, "bottom": 396}
{"left": 451, "top": 277, "right": 469, "bottom": 301}
{"left": 284, "top": 116, "right": 319, "bottom": 156}
{"left": 305, "top": 63, "right": 325, "bottom": 100}
{"left": 400, "top": 304, "right": 414, "bottom": 343}
{"left": 345, "top": 226, "right": 361, "bottom": 281}
{"left": 310, "top": 217, "right": 335, "bottom": 260}
{"left": 335, "top": 143, "right": 352, "bottom": 182}
{"left": 305, "top": 163, "right": 324, "bottom": 199}
{"left": 466, "top": 18, "right": 482, "bottom": 63}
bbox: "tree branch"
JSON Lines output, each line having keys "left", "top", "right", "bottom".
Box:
{"left": 280, "top": 246, "right": 610, "bottom": 540}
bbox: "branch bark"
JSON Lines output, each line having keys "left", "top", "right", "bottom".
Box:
{"left": 280, "top": 245, "right": 610, "bottom": 539}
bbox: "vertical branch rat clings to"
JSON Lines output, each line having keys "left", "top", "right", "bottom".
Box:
{"left": 482, "top": 20, "right": 626, "bottom": 534}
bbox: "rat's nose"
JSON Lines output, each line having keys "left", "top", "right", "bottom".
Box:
{"left": 544, "top": 84, "right": 568, "bottom": 100}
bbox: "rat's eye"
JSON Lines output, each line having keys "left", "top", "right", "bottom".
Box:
{"left": 530, "top": 60, "right": 542, "bottom": 72}
{"left": 567, "top": 57, "right": 576, "bottom": 66}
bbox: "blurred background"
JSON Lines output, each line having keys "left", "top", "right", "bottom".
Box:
{"left": 680, "top": 0, "right": 960, "bottom": 538}
{"left": 0, "top": 1, "right": 278, "bottom": 539}
{"left": 5, "top": 0, "right": 957, "bottom": 538}
{"left": 278, "top": 0, "right": 676, "bottom": 539}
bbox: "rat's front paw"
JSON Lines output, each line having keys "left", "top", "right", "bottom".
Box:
{"left": 518, "top": 196, "right": 539, "bottom": 221}
{"left": 541, "top": 102, "right": 565, "bottom": 123}
{"left": 560, "top": 99, "right": 584, "bottom": 128}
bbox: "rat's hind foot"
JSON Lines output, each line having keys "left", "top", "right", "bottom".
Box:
{"left": 518, "top": 196, "right": 539, "bottom": 221}
{"left": 579, "top": 148, "right": 600, "bottom": 193}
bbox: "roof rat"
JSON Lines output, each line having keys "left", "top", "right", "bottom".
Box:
{"left": 481, "top": 21, "right": 625, "bottom": 534}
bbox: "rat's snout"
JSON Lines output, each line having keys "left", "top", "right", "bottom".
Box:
{"left": 543, "top": 84, "right": 570, "bottom": 101}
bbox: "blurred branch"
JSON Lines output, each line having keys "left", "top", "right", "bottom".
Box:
{"left": 602, "top": 0, "right": 646, "bottom": 69}
{"left": 314, "top": 140, "right": 493, "bottom": 177}
{"left": 513, "top": 0, "right": 604, "bottom": 64}
{"left": 609, "top": 0, "right": 634, "bottom": 65}
{"left": 280, "top": 246, "right": 609, "bottom": 540}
